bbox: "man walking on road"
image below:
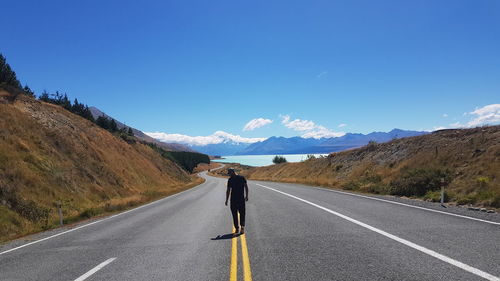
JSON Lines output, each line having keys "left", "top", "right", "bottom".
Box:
{"left": 225, "top": 168, "right": 249, "bottom": 234}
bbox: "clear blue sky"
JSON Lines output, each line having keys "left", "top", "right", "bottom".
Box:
{"left": 3, "top": 0, "right": 499, "bottom": 142}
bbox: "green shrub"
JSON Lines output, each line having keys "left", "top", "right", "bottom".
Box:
{"left": 423, "top": 190, "right": 451, "bottom": 202}
{"left": 79, "top": 208, "right": 103, "bottom": 219}
{"left": 456, "top": 195, "right": 476, "bottom": 205}
{"left": 361, "top": 184, "right": 387, "bottom": 194}
{"left": 272, "top": 155, "right": 287, "bottom": 164}
{"left": 120, "top": 133, "right": 136, "bottom": 144}
{"left": 490, "top": 194, "right": 500, "bottom": 208}
{"left": 389, "top": 168, "right": 452, "bottom": 197}
{"left": 476, "top": 176, "right": 489, "bottom": 188}
{"left": 342, "top": 181, "right": 360, "bottom": 191}
{"left": 305, "top": 154, "right": 316, "bottom": 161}
{"left": 366, "top": 140, "right": 377, "bottom": 151}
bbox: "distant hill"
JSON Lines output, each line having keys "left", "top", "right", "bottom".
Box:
{"left": 237, "top": 129, "right": 427, "bottom": 155}
{"left": 0, "top": 90, "right": 201, "bottom": 241}
{"left": 312, "top": 129, "right": 427, "bottom": 153}
{"left": 242, "top": 126, "right": 500, "bottom": 208}
{"left": 238, "top": 136, "right": 323, "bottom": 155}
{"left": 89, "top": 106, "right": 194, "bottom": 152}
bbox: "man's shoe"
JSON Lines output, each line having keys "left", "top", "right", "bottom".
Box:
{"left": 234, "top": 228, "right": 239, "bottom": 235}
{"left": 240, "top": 226, "right": 245, "bottom": 234}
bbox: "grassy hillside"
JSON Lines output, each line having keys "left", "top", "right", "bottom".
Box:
{"left": 243, "top": 126, "right": 500, "bottom": 208}
{"left": 0, "top": 91, "right": 201, "bottom": 242}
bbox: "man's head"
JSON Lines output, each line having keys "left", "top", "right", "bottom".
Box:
{"left": 227, "top": 168, "right": 236, "bottom": 176}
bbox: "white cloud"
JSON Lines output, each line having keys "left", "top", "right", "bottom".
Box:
{"left": 280, "top": 114, "right": 345, "bottom": 139}
{"left": 145, "top": 131, "right": 266, "bottom": 146}
{"left": 431, "top": 103, "right": 500, "bottom": 131}
{"left": 280, "top": 115, "right": 316, "bottom": 131}
{"left": 317, "top": 71, "right": 328, "bottom": 79}
{"left": 442, "top": 114, "right": 448, "bottom": 118}
{"left": 467, "top": 104, "right": 500, "bottom": 127}
{"left": 301, "top": 126, "right": 345, "bottom": 139}
{"left": 280, "top": 114, "right": 290, "bottom": 124}
{"left": 243, "top": 118, "right": 273, "bottom": 131}
{"left": 338, "top": 123, "right": 347, "bottom": 128}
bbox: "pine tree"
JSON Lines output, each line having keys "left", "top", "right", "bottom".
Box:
{"left": 0, "top": 54, "right": 22, "bottom": 89}
{"left": 61, "top": 93, "right": 71, "bottom": 110}
{"left": 23, "top": 85, "right": 35, "bottom": 97}
{"left": 39, "top": 90, "right": 50, "bottom": 102}
{"left": 109, "top": 119, "right": 118, "bottom": 132}
{"left": 82, "top": 105, "right": 94, "bottom": 121}
{"left": 96, "top": 116, "right": 110, "bottom": 130}
{"left": 127, "top": 127, "right": 134, "bottom": 136}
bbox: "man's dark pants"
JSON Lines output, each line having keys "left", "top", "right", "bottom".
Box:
{"left": 230, "top": 200, "right": 245, "bottom": 229}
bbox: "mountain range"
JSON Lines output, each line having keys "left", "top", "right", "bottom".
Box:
{"left": 89, "top": 107, "right": 427, "bottom": 156}
{"left": 89, "top": 107, "right": 193, "bottom": 152}
{"left": 180, "top": 129, "right": 428, "bottom": 156}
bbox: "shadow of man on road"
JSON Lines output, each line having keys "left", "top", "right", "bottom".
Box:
{"left": 211, "top": 233, "right": 240, "bottom": 240}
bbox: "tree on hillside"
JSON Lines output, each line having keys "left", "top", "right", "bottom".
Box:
{"left": 61, "top": 93, "right": 71, "bottom": 110}
{"left": 71, "top": 98, "right": 94, "bottom": 122}
{"left": 0, "top": 54, "right": 22, "bottom": 89}
{"left": 273, "top": 155, "right": 287, "bottom": 164}
{"left": 39, "top": 90, "right": 50, "bottom": 102}
{"left": 23, "top": 85, "right": 35, "bottom": 97}
{"left": 96, "top": 116, "right": 110, "bottom": 130}
{"left": 109, "top": 119, "right": 118, "bottom": 132}
{"left": 127, "top": 127, "right": 134, "bottom": 136}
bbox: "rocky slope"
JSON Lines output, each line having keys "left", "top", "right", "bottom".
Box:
{"left": 0, "top": 90, "right": 199, "bottom": 241}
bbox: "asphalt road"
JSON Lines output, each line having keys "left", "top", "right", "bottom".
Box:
{"left": 1, "top": 172, "right": 499, "bottom": 281}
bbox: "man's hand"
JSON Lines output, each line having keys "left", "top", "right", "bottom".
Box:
{"left": 225, "top": 200, "right": 228, "bottom": 206}
{"left": 245, "top": 196, "right": 249, "bottom": 202}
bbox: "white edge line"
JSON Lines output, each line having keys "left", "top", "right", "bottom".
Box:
{"left": 255, "top": 181, "right": 500, "bottom": 226}
{"left": 73, "top": 257, "right": 116, "bottom": 281}
{"left": 0, "top": 180, "right": 207, "bottom": 256}
{"left": 256, "top": 183, "right": 500, "bottom": 281}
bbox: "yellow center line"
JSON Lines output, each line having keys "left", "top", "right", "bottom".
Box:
{"left": 230, "top": 212, "right": 253, "bottom": 281}
{"left": 230, "top": 225, "right": 238, "bottom": 281}
{"left": 240, "top": 233, "right": 253, "bottom": 281}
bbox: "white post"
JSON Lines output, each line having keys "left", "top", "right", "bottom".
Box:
{"left": 440, "top": 178, "right": 445, "bottom": 207}
{"left": 58, "top": 202, "right": 63, "bottom": 226}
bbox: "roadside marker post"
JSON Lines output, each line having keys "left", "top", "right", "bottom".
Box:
{"left": 57, "top": 201, "right": 63, "bottom": 226}
{"left": 440, "top": 178, "right": 446, "bottom": 208}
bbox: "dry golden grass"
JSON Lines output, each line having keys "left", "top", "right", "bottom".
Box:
{"left": 242, "top": 126, "right": 500, "bottom": 209}
{"left": 0, "top": 92, "right": 200, "bottom": 242}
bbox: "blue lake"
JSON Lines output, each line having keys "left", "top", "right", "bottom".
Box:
{"left": 212, "top": 154, "right": 328, "bottom": 167}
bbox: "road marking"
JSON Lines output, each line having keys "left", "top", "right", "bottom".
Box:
{"left": 73, "top": 257, "right": 116, "bottom": 281}
{"left": 240, "top": 233, "right": 253, "bottom": 281}
{"left": 230, "top": 226, "right": 238, "bottom": 281}
{"left": 230, "top": 212, "right": 253, "bottom": 281}
{"left": 264, "top": 182, "right": 500, "bottom": 226}
{"left": 0, "top": 181, "right": 207, "bottom": 256}
{"left": 256, "top": 183, "right": 500, "bottom": 281}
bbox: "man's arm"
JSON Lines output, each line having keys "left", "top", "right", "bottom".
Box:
{"left": 244, "top": 182, "right": 249, "bottom": 201}
{"left": 225, "top": 185, "right": 231, "bottom": 206}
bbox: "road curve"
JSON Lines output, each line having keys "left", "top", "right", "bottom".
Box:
{"left": 1, "top": 172, "right": 499, "bottom": 281}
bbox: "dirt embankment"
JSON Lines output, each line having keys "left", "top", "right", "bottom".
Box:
{"left": 242, "top": 126, "right": 500, "bottom": 209}
{"left": 0, "top": 92, "right": 200, "bottom": 242}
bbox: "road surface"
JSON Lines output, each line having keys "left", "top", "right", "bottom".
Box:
{"left": 1, "top": 172, "right": 499, "bottom": 281}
